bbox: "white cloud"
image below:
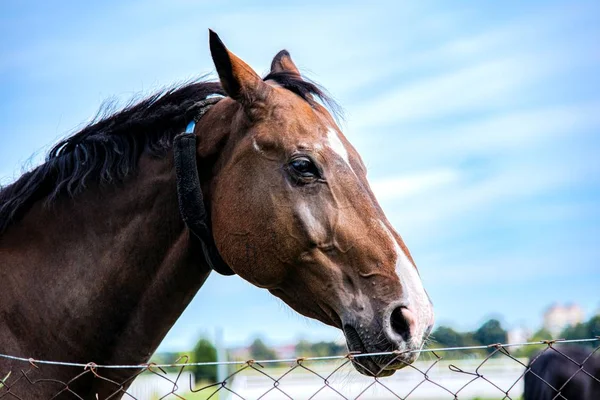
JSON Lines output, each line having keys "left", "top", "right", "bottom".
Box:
{"left": 374, "top": 102, "right": 600, "bottom": 167}
{"left": 370, "top": 168, "right": 460, "bottom": 201}
{"left": 348, "top": 54, "right": 572, "bottom": 130}
{"left": 379, "top": 153, "right": 600, "bottom": 251}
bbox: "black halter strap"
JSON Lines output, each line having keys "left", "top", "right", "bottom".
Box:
{"left": 173, "top": 97, "right": 235, "bottom": 276}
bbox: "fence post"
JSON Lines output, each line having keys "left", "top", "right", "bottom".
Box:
{"left": 215, "top": 327, "right": 227, "bottom": 383}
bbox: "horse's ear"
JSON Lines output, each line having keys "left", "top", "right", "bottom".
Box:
{"left": 270, "top": 50, "right": 301, "bottom": 76}
{"left": 209, "top": 30, "right": 268, "bottom": 104}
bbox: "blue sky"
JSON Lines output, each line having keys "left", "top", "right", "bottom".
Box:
{"left": 1, "top": 0, "right": 599, "bottom": 351}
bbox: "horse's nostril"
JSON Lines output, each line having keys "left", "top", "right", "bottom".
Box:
{"left": 390, "top": 306, "right": 411, "bottom": 342}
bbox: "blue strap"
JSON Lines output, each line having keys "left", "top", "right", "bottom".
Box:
{"left": 185, "top": 120, "right": 196, "bottom": 134}
{"left": 184, "top": 96, "right": 223, "bottom": 135}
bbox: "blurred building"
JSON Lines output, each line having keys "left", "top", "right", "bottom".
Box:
{"left": 227, "top": 343, "right": 297, "bottom": 361}
{"left": 507, "top": 326, "right": 531, "bottom": 344}
{"left": 543, "top": 303, "right": 585, "bottom": 336}
{"left": 228, "top": 346, "right": 250, "bottom": 361}
{"left": 273, "top": 344, "right": 297, "bottom": 359}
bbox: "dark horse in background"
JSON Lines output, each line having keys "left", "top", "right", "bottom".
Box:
{"left": 0, "top": 31, "right": 434, "bottom": 398}
{"left": 524, "top": 346, "right": 600, "bottom": 400}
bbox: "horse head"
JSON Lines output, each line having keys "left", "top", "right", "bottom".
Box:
{"left": 195, "top": 31, "right": 434, "bottom": 376}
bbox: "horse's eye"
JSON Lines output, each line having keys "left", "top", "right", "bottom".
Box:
{"left": 288, "top": 157, "right": 321, "bottom": 181}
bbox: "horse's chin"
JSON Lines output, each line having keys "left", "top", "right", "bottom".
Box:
{"left": 351, "top": 356, "right": 396, "bottom": 377}
{"left": 343, "top": 324, "right": 418, "bottom": 377}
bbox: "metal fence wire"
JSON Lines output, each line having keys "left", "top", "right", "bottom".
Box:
{"left": 1, "top": 338, "right": 599, "bottom": 400}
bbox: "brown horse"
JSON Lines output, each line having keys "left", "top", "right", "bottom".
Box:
{"left": 0, "top": 31, "right": 434, "bottom": 398}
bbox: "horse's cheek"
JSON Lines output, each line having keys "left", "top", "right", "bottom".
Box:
{"left": 216, "top": 231, "right": 285, "bottom": 288}
{"left": 210, "top": 201, "right": 284, "bottom": 287}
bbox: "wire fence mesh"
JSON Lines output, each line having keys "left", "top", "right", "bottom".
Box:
{"left": 1, "top": 338, "right": 599, "bottom": 400}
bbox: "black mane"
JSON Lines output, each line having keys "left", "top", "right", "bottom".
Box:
{"left": 0, "top": 73, "right": 336, "bottom": 234}
{"left": 264, "top": 70, "right": 339, "bottom": 114}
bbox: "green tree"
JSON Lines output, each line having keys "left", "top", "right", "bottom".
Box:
{"left": 295, "top": 340, "right": 345, "bottom": 357}
{"left": 311, "top": 341, "right": 345, "bottom": 357}
{"left": 295, "top": 340, "right": 313, "bottom": 357}
{"left": 430, "top": 326, "right": 484, "bottom": 358}
{"left": 560, "top": 315, "right": 600, "bottom": 340}
{"left": 192, "top": 338, "right": 217, "bottom": 382}
{"left": 561, "top": 322, "right": 587, "bottom": 340}
{"left": 249, "top": 338, "right": 277, "bottom": 360}
{"left": 431, "top": 326, "right": 465, "bottom": 348}
{"left": 530, "top": 327, "right": 553, "bottom": 341}
{"left": 473, "top": 319, "right": 507, "bottom": 351}
{"left": 513, "top": 328, "right": 553, "bottom": 358}
{"left": 587, "top": 315, "right": 600, "bottom": 337}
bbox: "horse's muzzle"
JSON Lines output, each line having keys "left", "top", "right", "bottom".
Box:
{"left": 342, "top": 301, "right": 434, "bottom": 377}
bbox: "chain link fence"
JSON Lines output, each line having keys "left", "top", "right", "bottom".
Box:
{"left": 1, "top": 338, "right": 598, "bottom": 399}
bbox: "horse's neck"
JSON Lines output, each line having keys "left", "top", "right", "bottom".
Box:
{"left": 0, "top": 152, "right": 212, "bottom": 366}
